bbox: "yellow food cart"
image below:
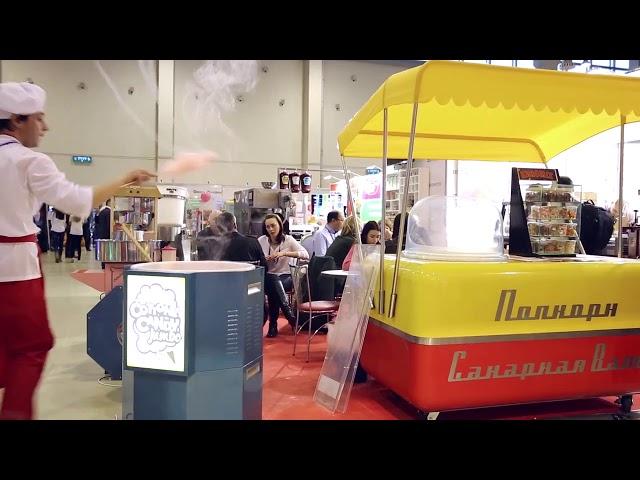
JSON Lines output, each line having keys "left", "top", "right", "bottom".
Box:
{"left": 336, "top": 60, "right": 640, "bottom": 417}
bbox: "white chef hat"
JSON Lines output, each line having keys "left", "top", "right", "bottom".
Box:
{"left": 0, "top": 82, "right": 46, "bottom": 119}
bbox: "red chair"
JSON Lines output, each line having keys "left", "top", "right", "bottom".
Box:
{"left": 289, "top": 264, "right": 339, "bottom": 362}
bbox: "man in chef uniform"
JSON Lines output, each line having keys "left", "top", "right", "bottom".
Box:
{"left": 0, "top": 82, "right": 155, "bottom": 419}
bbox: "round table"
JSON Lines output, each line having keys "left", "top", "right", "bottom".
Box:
{"left": 320, "top": 269, "right": 355, "bottom": 277}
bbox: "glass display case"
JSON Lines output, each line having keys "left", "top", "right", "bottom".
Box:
{"left": 404, "top": 195, "right": 506, "bottom": 261}
{"left": 524, "top": 184, "right": 582, "bottom": 256}
{"left": 509, "top": 168, "right": 582, "bottom": 257}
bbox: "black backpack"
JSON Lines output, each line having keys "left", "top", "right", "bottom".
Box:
{"left": 579, "top": 200, "right": 615, "bottom": 254}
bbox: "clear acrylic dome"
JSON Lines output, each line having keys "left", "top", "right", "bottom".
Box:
{"left": 404, "top": 196, "right": 506, "bottom": 261}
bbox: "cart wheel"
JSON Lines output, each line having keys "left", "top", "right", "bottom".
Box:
{"left": 619, "top": 395, "right": 633, "bottom": 414}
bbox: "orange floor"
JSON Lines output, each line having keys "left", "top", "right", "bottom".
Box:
{"left": 262, "top": 318, "right": 638, "bottom": 420}
{"left": 262, "top": 318, "right": 416, "bottom": 420}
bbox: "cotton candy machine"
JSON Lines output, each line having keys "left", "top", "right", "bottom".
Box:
{"left": 156, "top": 185, "right": 189, "bottom": 242}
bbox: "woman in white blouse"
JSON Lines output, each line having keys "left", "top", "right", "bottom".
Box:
{"left": 48, "top": 208, "right": 67, "bottom": 263}
{"left": 258, "top": 214, "right": 309, "bottom": 338}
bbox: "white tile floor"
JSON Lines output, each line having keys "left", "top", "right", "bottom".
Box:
{"left": 35, "top": 251, "right": 122, "bottom": 420}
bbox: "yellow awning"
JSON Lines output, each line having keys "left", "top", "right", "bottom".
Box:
{"left": 338, "top": 61, "right": 640, "bottom": 163}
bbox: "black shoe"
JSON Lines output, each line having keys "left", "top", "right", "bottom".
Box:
{"left": 268, "top": 274, "right": 297, "bottom": 325}
{"left": 266, "top": 321, "right": 278, "bottom": 338}
{"left": 354, "top": 364, "right": 368, "bottom": 384}
{"left": 282, "top": 305, "right": 296, "bottom": 326}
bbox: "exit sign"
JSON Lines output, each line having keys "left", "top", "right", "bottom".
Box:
{"left": 72, "top": 155, "right": 92, "bottom": 165}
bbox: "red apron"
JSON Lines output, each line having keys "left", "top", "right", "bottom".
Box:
{"left": 0, "top": 234, "right": 54, "bottom": 420}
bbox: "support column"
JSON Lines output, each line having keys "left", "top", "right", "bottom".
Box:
{"left": 157, "top": 60, "right": 175, "bottom": 176}
{"left": 302, "top": 60, "right": 323, "bottom": 185}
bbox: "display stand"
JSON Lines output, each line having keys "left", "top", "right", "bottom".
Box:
{"left": 509, "top": 167, "right": 581, "bottom": 258}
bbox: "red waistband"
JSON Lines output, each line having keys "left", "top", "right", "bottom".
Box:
{"left": 0, "top": 234, "right": 38, "bottom": 244}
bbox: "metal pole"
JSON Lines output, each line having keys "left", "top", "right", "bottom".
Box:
{"left": 389, "top": 102, "right": 419, "bottom": 318}
{"left": 379, "top": 108, "right": 388, "bottom": 315}
{"left": 618, "top": 115, "right": 626, "bottom": 258}
{"left": 453, "top": 160, "right": 459, "bottom": 196}
{"left": 340, "top": 154, "right": 373, "bottom": 309}
{"left": 154, "top": 60, "right": 160, "bottom": 175}
{"left": 340, "top": 156, "right": 356, "bottom": 218}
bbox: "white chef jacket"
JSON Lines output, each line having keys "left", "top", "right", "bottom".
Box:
{"left": 0, "top": 134, "right": 93, "bottom": 282}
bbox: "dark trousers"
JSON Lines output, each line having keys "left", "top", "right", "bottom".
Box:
{"left": 65, "top": 234, "right": 82, "bottom": 260}
{"left": 83, "top": 224, "right": 91, "bottom": 251}
{"left": 36, "top": 229, "right": 49, "bottom": 253}
{"left": 265, "top": 273, "right": 293, "bottom": 324}
{"left": 50, "top": 231, "right": 65, "bottom": 255}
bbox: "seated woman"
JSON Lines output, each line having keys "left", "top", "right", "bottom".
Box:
{"left": 325, "top": 215, "right": 360, "bottom": 269}
{"left": 385, "top": 213, "right": 408, "bottom": 254}
{"left": 342, "top": 220, "right": 382, "bottom": 271}
{"left": 258, "top": 214, "right": 309, "bottom": 338}
{"left": 341, "top": 220, "right": 381, "bottom": 385}
{"left": 379, "top": 218, "right": 393, "bottom": 242}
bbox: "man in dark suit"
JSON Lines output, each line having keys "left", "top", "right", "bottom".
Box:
{"left": 215, "top": 212, "right": 270, "bottom": 326}
{"left": 94, "top": 199, "right": 112, "bottom": 269}
{"left": 215, "top": 212, "right": 267, "bottom": 269}
{"left": 35, "top": 203, "right": 49, "bottom": 253}
{"left": 94, "top": 199, "right": 112, "bottom": 241}
{"left": 82, "top": 216, "right": 92, "bottom": 251}
{"left": 195, "top": 210, "right": 222, "bottom": 261}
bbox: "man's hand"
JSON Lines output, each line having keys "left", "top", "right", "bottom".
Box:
{"left": 122, "top": 169, "right": 157, "bottom": 186}
{"left": 93, "top": 170, "right": 158, "bottom": 208}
